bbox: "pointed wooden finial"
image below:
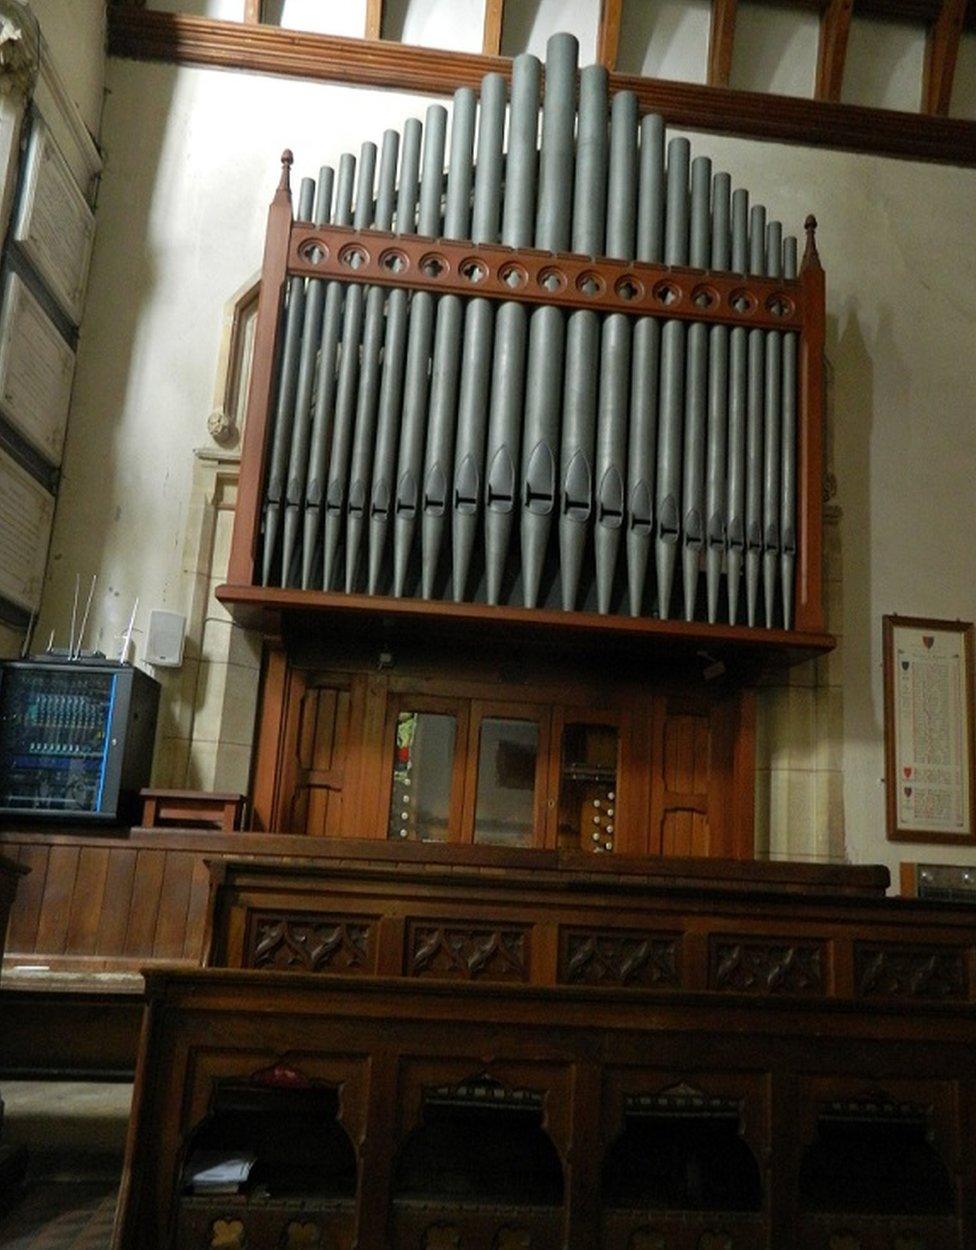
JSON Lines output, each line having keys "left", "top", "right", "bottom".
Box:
{"left": 802, "top": 213, "right": 821, "bottom": 271}
{"left": 278, "top": 149, "right": 294, "bottom": 193}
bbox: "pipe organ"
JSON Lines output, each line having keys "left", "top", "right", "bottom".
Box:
{"left": 228, "top": 31, "right": 827, "bottom": 638}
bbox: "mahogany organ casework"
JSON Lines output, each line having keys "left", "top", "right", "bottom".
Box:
{"left": 219, "top": 30, "right": 833, "bottom": 854}
{"left": 221, "top": 30, "right": 828, "bottom": 637}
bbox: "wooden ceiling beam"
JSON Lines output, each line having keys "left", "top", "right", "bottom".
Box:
{"left": 707, "top": 0, "right": 739, "bottom": 87}
{"left": 814, "top": 0, "right": 853, "bottom": 102}
{"left": 482, "top": 0, "right": 505, "bottom": 57}
{"left": 107, "top": 9, "right": 976, "bottom": 168}
{"left": 922, "top": 0, "right": 968, "bottom": 114}
{"left": 597, "top": 0, "right": 624, "bottom": 71}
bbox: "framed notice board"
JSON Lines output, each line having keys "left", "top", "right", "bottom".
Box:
{"left": 884, "top": 615, "right": 976, "bottom": 845}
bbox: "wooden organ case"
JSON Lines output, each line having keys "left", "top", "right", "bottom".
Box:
{"left": 112, "top": 32, "right": 976, "bottom": 1250}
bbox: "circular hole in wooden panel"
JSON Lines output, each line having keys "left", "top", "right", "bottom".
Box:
{"left": 379, "top": 247, "right": 409, "bottom": 274}
{"left": 765, "top": 291, "right": 794, "bottom": 318}
{"left": 338, "top": 242, "right": 369, "bottom": 271}
{"left": 499, "top": 262, "right": 528, "bottom": 290}
{"left": 576, "top": 271, "right": 604, "bottom": 297}
{"left": 420, "top": 252, "right": 449, "bottom": 279}
{"left": 652, "top": 280, "right": 681, "bottom": 307}
{"left": 459, "top": 256, "right": 488, "bottom": 284}
{"left": 692, "top": 283, "right": 719, "bottom": 309}
{"left": 729, "top": 287, "right": 757, "bottom": 314}
{"left": 615, "top": 275, "right": 643, "bottom": 302}
{"left": 538, "top": 266, "right": 566, "bottom": 294}
{"left": 297, "top": 238, "right": 328, "bottom": 265}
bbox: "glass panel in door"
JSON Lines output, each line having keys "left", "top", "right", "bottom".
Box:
{"left": 387, "top": 711, "right": 457, "bottom": 842}
{"left": 473, "top": 717, "right": 539, "bottom": 848}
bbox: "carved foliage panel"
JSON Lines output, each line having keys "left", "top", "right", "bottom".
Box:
{"left": 709, "top": 936, "right": 826, "bottom": 996}
{"left": 559, "top": 928, "right": 681, "bottom": 988}
{"left": 246, "top": 911, "right": 376, "bottom": 974}
{"left": 854, "top": 943, "right": 969, "bottom": 1000}
{"left": 407, "top": 920, "right": 529, "bottom": 982}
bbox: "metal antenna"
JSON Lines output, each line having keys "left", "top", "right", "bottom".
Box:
{"left": 73, "top": 575, "right": 96, "bottom": 660}
{"left": 68, "top": 574, "right": 80, "bottom": 660}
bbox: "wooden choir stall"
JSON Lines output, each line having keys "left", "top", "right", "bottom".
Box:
{"left": 2, "top": 30, "right": 974, "bottom": 1250}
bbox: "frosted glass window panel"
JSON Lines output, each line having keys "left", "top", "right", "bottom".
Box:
{"left": 149, "top": 1, "right": 245, "bottom": 17}
{"left": 383, "top": 0, "right": 485, "bottom": 53}
{"left": 474, "top": 718, "right": 539, "bottom": 847}
{"left": 388, "top": 711, "right": 457, "bottom": 842}
{"left": 842, "top": 20, "right": 926, "bottom": 112}
{"left": 730, "top": 4, "right": 819, "bottom": 97}
{"left": 501, "top": 0, "right": 600, "bottom": 62}
{"left": 616, "top": 0, "right": 710, "bottom": 84}
{"left": 950, "top": 33, "right": 976, "bottom": 120}
{"left": 261, "top": 1, "right": 369, "bottom": 36}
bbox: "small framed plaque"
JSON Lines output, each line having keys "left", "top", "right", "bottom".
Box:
{"left": 0, "top": 449, "right": 55, "bottom": 612}
{"left": 11, "top": 118, "right": 95, "bottom": 325}
{"left": 884, "top": 615, "right": 976, "bottom": 845}
{"left": 0, "top": 271, "right": 76, "bottom": 464}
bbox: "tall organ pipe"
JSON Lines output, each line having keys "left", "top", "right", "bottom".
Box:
{"left": 558, "top": 63, "right": 608, "bottom": 610}
{"left": 367, "top": 118, "right": 423, "bottom": 594}
{"left": 654, "top": 136, "right": 690, "bottom": 619}
{"left": 520, "top": 31, "right": 578, "bottom": 609}
{"left": 726, "top": 187, "right": 749, "bottom": 623}
{"left": 745, "top": 203, "right": 767, "bottom": 626}
{"left": 595, "top": 89, "right": 637, "bottom": 614}
{"left": 680, "top": 154, "right": 712, "bottom": 620}
{"left": 322, "top": 142, "right": 377, "bottom": 590}
{"left": 392, "top": 104, "right": 448, "bottom": 597}
{"left": 301, "top": 153, "right": 356, "bottom": 588}
{"left": 625, "top": 113, "right": 664, "bottom": 617}
{"left": 281, "top": 167, "right": 334, "bottom": 587}
{"left": 344, "top": 129, "right": 400, "bottom": 592}
{"left": 452, "top": 72, "right": 506, "bottom": 602}
{"left": 705, "top": 172, "right": 731, "bottom": 623}
{"left": 484, "top": 54, "right": 540, "bottom": 605}
{"left": 261, "top": 175, "right": 315, "bottom": 586}
{"left": 420, "top": 88, "right": 477, "bottom": 598}
{"left": 763, "top": 219, "right": 783, "bottom": 626}
{"left": 781, "top": 235, "right": 798, "bottom": 629}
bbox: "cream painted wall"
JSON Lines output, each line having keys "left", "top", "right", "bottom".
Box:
{"left": 27, "top": 0, "right": 105, "bottom": 137}
{"left": 37, "top": 24, "right": 976, "bottom": 873}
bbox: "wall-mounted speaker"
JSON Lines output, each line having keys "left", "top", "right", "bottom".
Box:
{"left": 145, "top": 609, "right": 186, "bottom": 668}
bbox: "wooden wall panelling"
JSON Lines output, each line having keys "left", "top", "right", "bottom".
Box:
{"left": 5, "top": 843, "right": 49, "bottom": 955}
{"left": 32, "top": 845, "right": 80, "bottom": 957}
{"left": 64, "top": 846, "right": 110, "bottom": 956}
{"left": 482, "top": 0, "right": 505, "bottom": 56}
{"left": 122, "top": 847, "right": 167, "bottom": 957}
{"left": 814, "top": 0, "right": 853, "bottom": 103}
{"left": 707, "top": 0, "right": 739, "bottom": 87}
{"left": 922, "top": 0, "right": 968, "bottom": 114}
{"left": 107, "top": 9, "right": 976, "bottom": 168}
{"left": 151, "top": 852, "right": 196, "bottom": 959}
{"left": 292, "top": 673, "right": 358, "bottom": 837}
{"left": 94, "top": 848, "right": 138, "bottom": 958}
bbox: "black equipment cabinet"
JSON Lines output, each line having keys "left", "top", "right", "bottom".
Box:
{"left": 0, "top": 659, "right": 160, "bottom": 822}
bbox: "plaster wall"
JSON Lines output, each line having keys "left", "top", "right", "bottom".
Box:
{"left": 34, "top": 13, "right": 976, "bottom": 875}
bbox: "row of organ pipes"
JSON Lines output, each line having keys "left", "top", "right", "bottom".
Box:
{"left": 260, "top": 32, "right": 802, "bottom": 629}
